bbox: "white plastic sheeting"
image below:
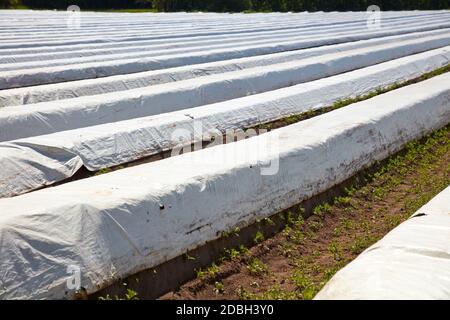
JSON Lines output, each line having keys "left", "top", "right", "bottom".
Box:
{"left": 3, "top": 21, "right": 447, "bottom": 66}
{"left": 1, "top": 47, "right": 450, "bottom": 198}
{"left": 1, "top": 11, "right": 442, "bottom": 44}
{"left": 3, "top": 28, "right": 449, "bottom": 107}
{"left": 1, "top": 12, "right": 446, "bottom": 59}
{"left": 315, "top": 186, "right": 450, "bottom": 300}
{"left": 2, "top": 10, "right": 450, "bottom": 300}
{"left": 2, "top": 14, "right": 450, "bottom": 88}
{"left": 0, "top": 74, "right": 449, "bottom": 299}
{"left": 2, "top": 33, "right": 450, "bottom": 142}
{"left": 1, "top": 12, "right": 447, "bottom": 49}
{"left": 4, "top": 16, "right": 450, "bottom": 73}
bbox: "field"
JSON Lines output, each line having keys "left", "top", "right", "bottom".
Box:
{"left": 0, "top": 10, "right": 449, "bottom": 300}
{"left": 165, "top": 125, "right": 450, "bottom": 299}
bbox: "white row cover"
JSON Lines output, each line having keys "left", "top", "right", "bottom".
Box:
{"left": 2, "top": 32, "right": 450, "bottom": 142}
{"left": 1, "top": 11, "right": 444, "bottom": 49}
{"left": 1, "top": 47, "right": 450, "bottom": 198}
{"left": 3, "top": 14, "right": 449, "bottom": 71}
{"left": 2, "top": 28, "right": 448, "bottom": 107}
{"left": 315, "top": 185, "right": 450, "bottom": 300}
{"left": 0, "top": 27, "right": 349, "bottom": 65}
{"left": 3, "top": 16, "right": 447, "bottom": 66}
{"left": 2, "top": 17, "right": 450, "bottom": 89}
{"left": 1, "top": 11, "right": 438, "bottom": 34}
{"left": 0, "top": 12, "right": 379, "bottom": 46}
{"left": 2, "top": 12, "right": 446, "bottom": 62}
{"left": 0, "top": 73, "right": 449, "bottom": 299}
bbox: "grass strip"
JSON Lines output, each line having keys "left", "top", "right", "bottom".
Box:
{"left": 256, "top": 63, "right": 450, "bottom": 131}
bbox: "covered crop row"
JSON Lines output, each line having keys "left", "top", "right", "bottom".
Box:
{"left": 315, "top": 185, "right": 450, "bottom": 300}
{"left": 2, "top": 12, "right": 450, "bottom": 88}
{"left": 1, "top": 47, "right": 450, "bottom": 198}
{"left": 1, "top": 11, "right": 450, "bottom": 300}
{"left": 1, "top": 28, "right": 449, "bottom": 107}
{"left": 1, "top": 12, "right": 445, "bottom": 56}
{"left": 0, "top": 73, "right": 449, "bottom": 299}
{"left": 2, "top": 13, "right": 447, "bottom": 57}
{"left": 2, "top": 32, "right": 450, "bottom": 142}
{"left": 0, "top": 11, "right": 442, "bottom": 40}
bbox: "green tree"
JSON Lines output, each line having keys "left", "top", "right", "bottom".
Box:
{"left": 0, "top": 0, "right": 19, "bottom": 8}
{"left": 10, "top": 0, "right": 450, "bottom": 12}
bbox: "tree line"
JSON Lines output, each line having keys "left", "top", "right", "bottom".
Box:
{"left": 1, "top": 0, "right": 449, "bottom": 11}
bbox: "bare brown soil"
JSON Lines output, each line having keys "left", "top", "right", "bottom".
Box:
{"left": 160, "top": 125, "right": 450, "bottom": 300}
